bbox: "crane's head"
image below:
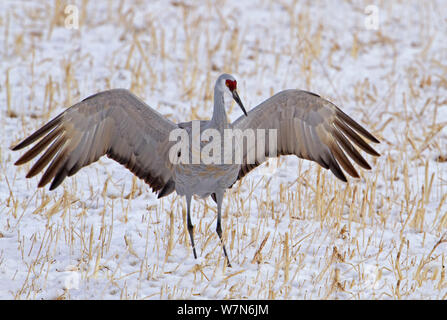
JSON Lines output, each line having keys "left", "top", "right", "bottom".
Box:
{"left": 217, "top": 74, "right": 247, "bottom": 116}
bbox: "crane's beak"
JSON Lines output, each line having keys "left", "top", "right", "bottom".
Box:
{"left": 232, "top": 90, "right": 247, "bottom": 117}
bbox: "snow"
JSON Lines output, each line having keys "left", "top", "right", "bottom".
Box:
{"left": 0, "top": 0, "right": 446, "bottom": 299}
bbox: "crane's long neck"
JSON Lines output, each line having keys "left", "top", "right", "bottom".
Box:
{"left": 211, "top": 87, "right": 229, "bottom": 131}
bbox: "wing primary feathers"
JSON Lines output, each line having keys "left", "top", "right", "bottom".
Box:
{"left": 12, "top": 89, "right": 176, "bottom": 194}
{"left": 231, "top": 90, "right": 380, "bottom": 184}
{"left": 50, "top": 166, "right": 69, "bottom": 190}
{"left": 38, "top": 141, "right": 70, "bottom": 188}
{"left": 333, "top": 118, "right": 380, "bottom": 157}
{"left": 332, "top": 126, "right": 372, "bottom": 170}
{"left": 26, "top": 134, "right": 66, "bottom": 179}
{"left": 14, "top": 126, "right": 63, "bottom": 166}
{"left": 11, "top": 114, "right": 63, "bottom": 151}
{"left": 14, "top": 88, "right": 380, "bottom": 193}
{"left": 328, "top": 155, "right": 347, "bottom": 182}
{"left": 335, "top": 108, "right": 380, "bottom": 144}
{"left": 329, "top": 140, "right": 360, "bottom": 178}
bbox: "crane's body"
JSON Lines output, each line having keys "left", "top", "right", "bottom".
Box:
{"left": 11, "top": 74, "right": 380, "bottom": 267}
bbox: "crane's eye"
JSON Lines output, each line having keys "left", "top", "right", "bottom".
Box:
{"left": 225, "top": 79, "right": 237, "bottom": 91}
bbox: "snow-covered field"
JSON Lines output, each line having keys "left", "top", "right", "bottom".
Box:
{"left": 0, "top": 0, "right": 446, "bottom": 299}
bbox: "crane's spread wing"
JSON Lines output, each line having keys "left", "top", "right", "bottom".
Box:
{"left": 231, "top": 89, "right": 380, "bottom": 182}
{"left": 11, "top": 89, "right": 177, "bottom": 196}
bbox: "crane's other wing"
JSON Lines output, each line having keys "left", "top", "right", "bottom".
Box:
{"left": 12, "top": 89, "right": 177, "bottom": 196}
{"left": 231, "top": 89, "right": 380, "bottom": 182}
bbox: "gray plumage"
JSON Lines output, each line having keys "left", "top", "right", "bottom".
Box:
{"left": 232, "top": 89, "right": 380, "bottom": 183}
{"left": 11, "top": 73, "right": 380, "bottom": 266}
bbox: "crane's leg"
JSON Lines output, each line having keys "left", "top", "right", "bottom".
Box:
{"left": 186, "top": 194, "right": 198, "bottom": 260}
{"left": 215, "top": 190, "right": 232, "bottom": 267}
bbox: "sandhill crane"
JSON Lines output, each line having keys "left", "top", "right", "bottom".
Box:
{"left": 11, "top": 73, "right": 380, "bottom": 267}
